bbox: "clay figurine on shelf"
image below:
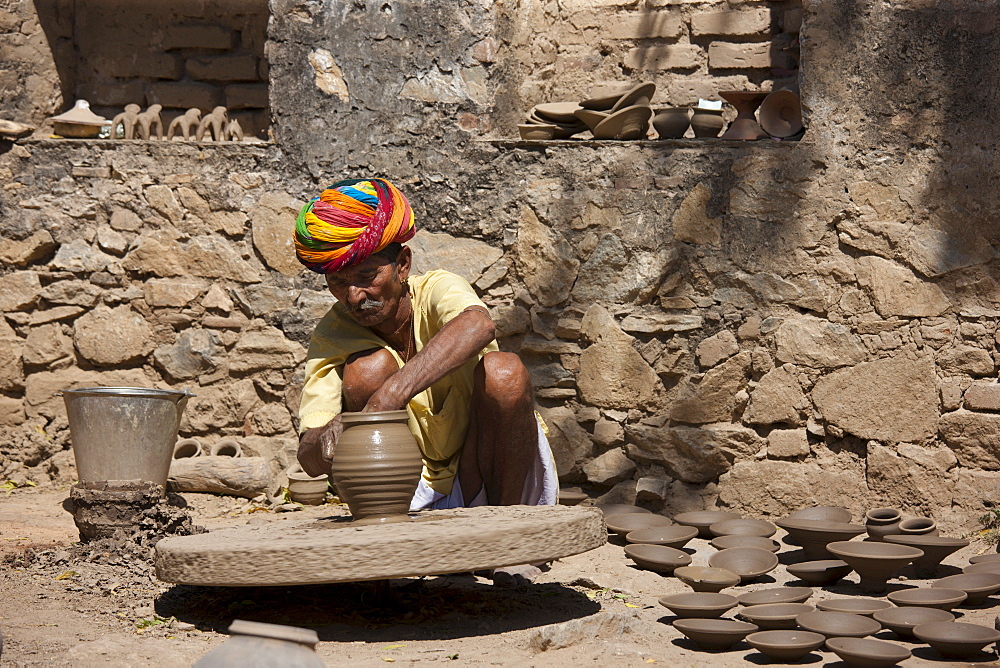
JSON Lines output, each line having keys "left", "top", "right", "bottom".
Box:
{"left": 167, "top": 108, "right": 202, "bottom": 140}
{"left": 136, "top": 104, "right": 163, "bottom": 140}
{"left": 108, "top": 103, "right": 141, "bottom": 140}
{"left": 196, "top": 106, "right": 229, "bottom": 142}
{"left": 224, "top": 118, "right": 244, "bottom": 142}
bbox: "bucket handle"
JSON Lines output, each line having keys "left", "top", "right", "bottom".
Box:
{"left": 55, "top": 388, "right": 197, "bottom": 401}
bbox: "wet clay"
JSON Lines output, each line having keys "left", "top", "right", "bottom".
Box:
{"left": 154, "top": 505, "right": 606, "bottom": 586}
{"left": 332, "top": 410, "right": 423, "bottom": 525}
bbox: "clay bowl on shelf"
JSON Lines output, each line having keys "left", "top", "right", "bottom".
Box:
{"left": 598, "top": 503, "right": 652, "bottom": 517}
{"left": 969, "top": 553, "right": 1000, "bottom": 564}
{"left": 517, "top": 123, "right": 557, "bottom": 140}
{"left": 737, "top": 603, "right": 813, "bottom": 630}
{"left": 825, "top": 637, "right": 911, "bottom": 667}
{"left": 785, "top": 559, "right": 853, "bottom": 586}
{"left": 658, "top": 592, "right": 738, "bottom": 619}
{"left": 709, "top": 518, "right": 776, "bottom": 538}
{"left": 826, "top": 540, "right": 924, "bottom": 593}
{"left": 591, "top": 105, "right": 652, "bottom": 140}
{"left": 608, "top": 81, "right": 656, "bottom": 113}
{"left": 604, "top": 512, "right": 672, "bottom": 536}
{"left": 913, "top": 621, "right": 1000, "bottom": 659}
{"left": 816, "top": 598, "right": 893, "bottom": 617}
{"left": 557, "top": 490, "right": 588, "bottom": 506}
{"left": 708, "top": 547, "right": 779, "bottom": 583}
{"left": 625, "top": 525, "right": 698, "bottom": 549}
{"left": 746, "top": 630, "right": 826, "bottom": 662}
{"left": 533, "top": 102, "right": 584, "bottom": 124}
{"left": 624, "top": 544, "right": 692, "bottom": 574}
{"left": 758, "top": 89, "right": 804, "bottom": 139}
{"left": 572, "top": 108, "right": 609, "bottom": 132}
{"left": 775, "top": 519, "right": 867, "bottom": 559}
{"left": 786, "top": 506, "right": 852, "bottom": 523}
{"left": 737, "top": 586, "right": 813, "bottom": 606}
{"left": 933, "top": 573, "right": 1000, "bottom": 605}
{"left": 963, "top": 560, "right": 1000, "bottom": 575}
{"left": 883, "top": 534, "right": 969, "bottom": 577}
{"left": 872, "top": 606, "right": 955, "bottom": 639}
{"left": 711, "top": 535, "right": 780, "bottom": 553}
{"left": 674, "top": 566, "right": 741, "bottom": 593}
{"left": 671, "top": 618, "right": 758, "bottom": 650}
{"left": 795, "top": 610, "right": 881, "bottom": 639}
{"left": 651, "top": 107, "right": 690, "bottom": 139}
{"left": 580, "top": 83, "right": 632, "bottom": 111}
{"left": 886, "top": 587, "right": 967, "bottom": 611}
{"left": 673, "top": 511, "right": 740, "bottom": 538}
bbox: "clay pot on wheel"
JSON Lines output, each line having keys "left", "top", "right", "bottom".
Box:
{"left": 332, "top": 410, "right": 422, "bottom": 525}
{"left": 865, "top": 508, "right": 903, "bottom": 542}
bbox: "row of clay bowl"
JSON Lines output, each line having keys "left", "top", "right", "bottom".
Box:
{"left": 599, "top": 504, "right": 1000, "bottom": 663}
{"left": 519, "top": 82, "right": 656, "bottom": 141}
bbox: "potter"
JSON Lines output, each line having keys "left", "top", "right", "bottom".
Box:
{"left": 294, "top": 178, "right": 557, "bottom": 584}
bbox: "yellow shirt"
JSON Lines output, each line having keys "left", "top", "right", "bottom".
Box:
{"left": 298, "top": 270, "right": 499, "bottom": 495}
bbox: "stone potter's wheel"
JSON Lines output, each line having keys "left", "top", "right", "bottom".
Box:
{"left": 155, "top": 505, "right": 606, "bottom": 586}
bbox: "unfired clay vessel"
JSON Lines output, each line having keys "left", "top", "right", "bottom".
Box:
{"left": 331, "top": 410, "right": 422, "bottom": 524}
{"left": 710, "top": 518, "right": 776, "bottom": 538}
{"left": 872, "top": 606, "right": 954, "bottom": 639}
{"left": 173, "top": 437, "right": 203, "bottom": 459}
{"left": 888, "top": 587, "right": 967, "bottom": 611}
{"left": 591, "top": 105, "right": 652, "bottom": 140}
{"left": 689, "top": 108, "right": 724, "bottom": 138}
{"left": 604, "top": 512, "right": 672, "bottom": 536}
{"left": 674, "top": 566, "right": 741, "bottom": 593}
{"left": 864, "top": 508, "right": 903, "bottom": 542}
{"left": 598, "top": 503, "right": 651, "bottom": 516}
{"left": 707, "top": 547, "right": 779, "bottom": 582}
{"left": 885, "top": 534, "right": 968, "bottom": 577}
{"left": 785, "top": 559, "right": 853, "bottom": 586}
{"left": 193, "top": 619, "right": 324, "bottom": 667}
{"left": 672, "top": 619, "right": 758, "bottom": 650}
{"left": 746, "top": 630, "right": 826, "bottom": 661}
{"left": 658, "top": 592, "right": 737, "bottom": 619}
{"left": 757, "top": 89, "right": 803, "bottom": 138}
{"left": 737, "top": 587, "right": 813, "bottom": 606}
{"left": 795, "top": 611, "right": 881, "bottom": 639}
{"left": 623, "top": 543, "right": 691, "bottom": 574}
{"left": 913, "top": 621, "right": 1000, "bottom": 658}
{"left": 651, "top": 107, "right": 689, "bottom": 139}
{"left": 786, "top": 506, "right": 852, "bottom": 523}
{"left": 673, "top": 510, "right": 739, "bottom": 538}
{"left": 711, "top": 535, "right": 780, "bottom": 552}
{"left": 933, "top": 573, "right": 1000, "bottom": 605}
{"left": 826, "top": 541, "right": 924, "bottom": 593}
{"left": 969, "top": 553, "right": 1000, "bottom": 565}
{"left": 815, "top": 598, "right": 892, "bottom": 617}
{"left": 964, "top": 561, "right": 1000, "bottom": 575}
{"left": 775, "top": 519, "right": 867, "bottom": 560}
{"left": 719, "top": 91, "right": 768, "bottom": 140}
{"left": 738, "top": 603, "right": 814, "bottom": 631}
{"left": 898, "top": 517, "right": 938, "bottom": 536}
{"left": 825, "top": 637, "right": 911, "bottom": 667}
{"left": 625, "top": 525, "right": 698, "bottom": 548}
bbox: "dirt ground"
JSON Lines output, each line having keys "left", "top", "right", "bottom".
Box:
{"left": 2, "top": 485, "right": 999, "bottom": 667}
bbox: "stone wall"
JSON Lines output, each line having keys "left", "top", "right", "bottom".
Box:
{"left": 2, "top": 0, "right": 999, "bottom": 530}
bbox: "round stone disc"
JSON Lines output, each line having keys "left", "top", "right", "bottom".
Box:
{"left": 155, "top": 505, "right": 606, "bottom": 586}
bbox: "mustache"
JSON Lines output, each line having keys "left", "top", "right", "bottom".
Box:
{"left": 348, "top": 298, "right": 384, "bottom": 314}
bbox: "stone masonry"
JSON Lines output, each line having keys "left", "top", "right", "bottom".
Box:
{"left": 1, "top": 0, "right": 999, "bottom": 531}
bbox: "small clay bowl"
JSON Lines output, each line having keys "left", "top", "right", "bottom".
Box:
{"left": 933, "top": 573, "right": 1000, "bottom": 605}
{"left": 673, "top": 511, "right": 740, "bottom": 538}
{"left": 711, "top": 535, "right": 780, "bottom": 553}
{"left": 825, "top": 637, "right": 911, "bottom": 667}
{"left": 598, "top": 504, "right": 652, "bottom": 517}
{"left": 625, "top": 525, "right": 698, "bottom": 549}
{"left": 795, "top": 610, "right": 881, "bottom": 638}
{"left": 517, "top": 123, "right": 556, "bottom": 140}
{"left": 786, "top": 506, "right": 852, "bottom": 523}
{"left": 737, "top": 587, "right": 813, "bottom": 606}
{"left": 785, "top": 560, "right": 853, "bottom": 586}
{"left": 558, "top": 490, "right": 588, "bottom": 506}
{"left": 737, "top": 603, "right": 814, "bottom": 630}
{"left": 913, "top": 621, "right": 1000, "bottom": 658}
{"left": 872, "top": 606, "right": 955, "bottom": 639}
{"left": 709, "top": 519, "right": 777, "bottom": 538}
{"left": 623, "top": 544, "right": 692, "bottom": 574}
{"left": 658, "top": 592, "right": 738, "bottom": 619}
{"left": 969, "top": 553, "right": 1000, "bottom": 565}
{"left": 671, "top": 618, "right": 758, "bottom": 650}
{"left": 898, "top": 517, "right": 938, "bottom": 536}
{"left": 887, "top": 587, "right": 967, "bottom": 611}
{"left": 708, "top": 548, "right": 779, "bottom": 583}
{"left": 815, "top": 598, "right": 893, "bottom": 617}
{"left": 963, "top": 560, "right": 1000, "bottom": 576}
{"left": 674, "top": 566, "right": 741, "bottom": 593}
{"left": 605, "top": 513, "right": 672, "bottom": 536}
{"left": 746, "top": 630, "right": 826, "bottom": 661}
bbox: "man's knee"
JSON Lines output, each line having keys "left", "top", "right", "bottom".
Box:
{"left": 343, "top": 348, "right": 399, "bottom": 409}
{"left": 477, "top": 352, "right": 532, "bottom": 407}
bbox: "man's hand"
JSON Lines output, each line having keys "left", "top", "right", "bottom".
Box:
{"left": 297, "top": 415, "right": 343, "bottom": 477}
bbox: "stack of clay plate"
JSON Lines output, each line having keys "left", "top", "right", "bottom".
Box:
{"left": 576, "top": 81, "right": 655, "bottom": 140}
{"left": 520, "top": 102, "right": 586, "bottom": 139}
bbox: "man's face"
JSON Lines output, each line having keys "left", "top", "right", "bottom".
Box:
{"left": 324, "top": 251, "right": 408, "bottom": 328}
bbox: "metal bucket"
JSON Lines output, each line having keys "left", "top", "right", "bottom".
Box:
{"left": 60, "top": 387, "right": 194, "bottom": 491}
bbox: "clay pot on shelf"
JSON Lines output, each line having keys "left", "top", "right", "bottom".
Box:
{"left": 331, "top": 410, "right": 423, "bottom": 524}
{"left": 719, "top": 91, "right": 768, "bottom": 140}
{"left": 865, "top": 508, "right": 903, "bottom": 542}
{"left": 899, "top": 517, "right": 938, "bottom": 536}
{"left": 690, "top": 108, "right": 725, "bottom": 138}
{"left": 651, "top": 107, "right": 690, "bottom": 139}
{"left": 757, "top": 89, "right": 804, "bottom": 138}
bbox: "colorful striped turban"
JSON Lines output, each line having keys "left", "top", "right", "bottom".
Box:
{"left": 294, "top": 178, "right": 416, "bottom": 273}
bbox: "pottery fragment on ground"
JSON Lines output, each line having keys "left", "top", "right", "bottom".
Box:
{"left": 886, "top": 587, "right": 967, "bottom": 611}
{"left": 795, "top": 610, "right": 881, "bottom": 639}
{"left": 738, "top": 603, "right": 814, "bottom": 630}
{"left": 625, "top": 525, "right": 698, "bottom": 549}
{"left": 707, "top": 547, "right": 779, "bottom": 582}
{"left": 815, "top": 598, "right": 893, "bottom": 617}
{"left": 825, "top": 637, "right": 911, "bottom": 667}
{"left": 826, "top": 540, "right": 924, "bottom": 593}
{"left": 912, "top": 621, "right": 1000, "bottom": 659}
{"left": 746, "top": 630, "right": 826, "bottom": 662}
{"left": 710, "top": 518, "right": 776, "bottom": 538}
{"left": 785, "top": 559, "right": 854, "bottom": 586}
{"left": 711, "top": 535, "right": 780, "bottom": 552}
{"left": 658, "top": 592, "right": 738, "bottom": 619}
{"left": 884, "top": 534, "right": 969, "bottom": 577}
{"left": 864, "top": 507, "right": 903, "bottom": 542}
{"left": 49, "top": 99, "right": 110, "bottom": 138}
{"left": 671, "top": 618, "right": 758, "bottom": 650}
{"left": 604, "top": 512, "right": 672, "bottom": 536}
{"left": 872, "top": 606, "right": 955, "bottom": 639}
{"left": 674, "top": 566, "right": 741, "bottom": 593}
{"left": 737, "top": 586, "right": 813, "bottom": 606}
{"left": 933, "top": 573, "right": 1000, "bottom": 605}
{"left": 623, "top": 543, "right": 692, "bottom": 574}
{"left": 776, "top": 519, "right": 867, "bottom": 560}
{"left": 673, "top": 510, "right": 740, "bottom": 538}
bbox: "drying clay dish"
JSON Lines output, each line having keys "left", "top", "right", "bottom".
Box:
{"left": 737, "top": 587, "right": 813, "bottom": 606}
{"left": 623, "top": 544, "right": 691, "bottom": 574}
{"left": 757, "top": 89, "right": 804, "bottom": 138}
{"left": 580, "top": 83, "right": 633, "bottom": 111}
{"left": 913, "top": 621, "right": 1000, "bottom": 658}
{"left": 591, "top": 105, "right": 652, "bottom": 140}
{"left": 815, "top": 598, "right": 893, "bottom": 617}
{"left": 625, "top": 525, "right": 698, "bottom": 549}
{"left": 558, "top": 490, "right": 588, "bottom": 506}
{"left": 658, "top": 592, "right": 738, "bottom": 619}
{"left": 573, "top": 108, "right": 609, "bottom": 131}
{"left": 933, "top": 573, "right": 1000, "bottom": 605}
{"left": 608, "top": 81, "right": 656, "bottom": 113}
{"left": 674, "top": 511, "right": 740, "bottom": 538}
{"left": 826, "top": 540, "right": 924, "bottom": 593}
{"left": 737, "top": 603, "right": 813, "bottom": 630}
{"left": 711, "top": 535, "right": 780, "bottom": 552}
{"left": 598, "top": 504, "right": 652, "bottom": 517}
{"left": 887, "top": 587, "right": 967, "bottom": 611}
{"left": 746, "top": 630, "right": 826, "bottom": 661}
{"left": 709, "top": 519, "right": 777, "bottom": 538}
{"left": 963, "top": 560, "right": 1000, "bottom": 575}
{"left": 605, "top": 513, "right": 672, "bottom": 536}
{"left": 671, "top": 618, "right": 758, "bottom": 650}
{"left": 674, "top": 566, "right": 741, "bottom": 593}
{"left": 884, "top": 534, "right": 968, "bottom": 577}
{"left": 708, "top": 547, "right": 779, "bottom": 582}
{"left": 775, "top": 519, "right": 867, "bottom": 560}
{"left": 825, "top": 637, "right": 911, "bottom": 667}
{"left": 785, "top": 560, "right": 853, "bottom": 586}
{"left": 786, "top": 506, "right": 852, "bottom": 523}
{"left": 533, "top": 102, "right": 584, "bottom": 123}
{"left": 795, "top": 611, "right": 881, "bottom": 638}
{"left": 969, "top": 553, "right": 1000, "bottom": 564}
{"left": 872, "top": 606, "right": 955, "bottom": 639}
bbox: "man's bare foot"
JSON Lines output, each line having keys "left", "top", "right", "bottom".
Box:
{"left": 491, "top": 563, "right": 547, "bottom": 587}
